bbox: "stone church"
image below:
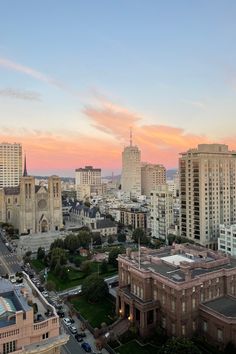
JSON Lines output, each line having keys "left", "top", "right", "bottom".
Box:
{"left": 0, "top": 172, "right": 63, "bottom": 235}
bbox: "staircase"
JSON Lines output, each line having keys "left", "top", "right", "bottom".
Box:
{"left": 110, "top": 318, "right": 130, "bottom": 336}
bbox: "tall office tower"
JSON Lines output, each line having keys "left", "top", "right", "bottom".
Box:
{"left": 75, "top": 166, "right": 101, "bottom": 200}
{"left": 179, "top": 144, "right": 236, "bottom": 249}
{"left": 141, "top": 163, "right": 166, "bottom": 196}
{"left": 150, "top": 184, "right": 173, "bottom": 241}
{"left": 121, "top": 134, "right": 141, "bottom": 198}
{"left": 0, "top": 143, "right": 22, "bottom": 188}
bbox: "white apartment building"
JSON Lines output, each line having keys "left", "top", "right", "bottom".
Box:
{"left": 180, "top": 144, "right": 236, "bottom": 249}
{"left": 218, "top": 224, "right": 236, "bottom": 256}
{"left": 121, "top": 145, "right": 141, "bottom": 199}
{"left": 75, "top": 166, "right": 101, "bottom": 200}
{"left": 0, "top": 143, "right": 22, "bottom": 188}
{"left": 150, "top": 184, "right": 173, "bottom": 242}
{"left": 141, "top": 163, "right": 166, "bottom": 196}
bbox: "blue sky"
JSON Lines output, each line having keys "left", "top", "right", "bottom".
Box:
{"left": 0, "top": 1, "right": 236, "bottom": 175}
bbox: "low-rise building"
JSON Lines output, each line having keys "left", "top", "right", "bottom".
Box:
{"left": 117, "top": 244, "right": 236, "bottom": 349}
{"left": 0, "top": 274, "right": 68, "bottom": 353}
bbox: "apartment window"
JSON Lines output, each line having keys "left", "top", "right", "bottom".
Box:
{"left": 162, "top": 294, "right": 166, "bottom": 305}
{"left": 192, "top": 321, "right": 196, "bottom": 331}
{"left": 162, "top": 317, "right": 166, "bottom": 329}
{"left": 42, "top": 332, "right": 49, "bottom": 340}
{"left": 181, "top": 324, "right": 186, "bottom": 336}
{"left": 203, "top": 321, "right": 208, "bottom": 332}
{"left": 192, "top": 298, "right": 196, "bottom": 310}
{"left": 217, "top": 329, "right": 223, "bottom": 342}
{"left": 153, "top": 289, "right": 157, "bottom": 300}
{"left": 171, "top": 300, "right": 176, "bottom": 312}
{"left": 182, "top": 301, "right": 186, "bottom": 313}
{"left": 171, "top": 323, "right": 176, "bottom": 335}
{"left": 3, "top": 341, "right": 16, "bottom": 354}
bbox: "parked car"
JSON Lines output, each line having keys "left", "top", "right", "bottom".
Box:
{"left": 68, "top": 317, "right": 75, "bottom": 324}
{"left": 69, "top": 325, "right": 77, "bottom": 334}
{"left": 63, "top": 318, "right": 71, "bottom": 326}
{"left": 57, "top": 311, "right": 65, "bottom": 318}
{"left": 42, "top": 291, "right": 49, "bottom": 298}
{"left": 77, "top": 332, "right": 86, "bottom": 338}
{"left": 75, "top": 334, "right": 83, "bottom": 342}
{"left": 81, "top": 342, "right": 92, "bottom": 352}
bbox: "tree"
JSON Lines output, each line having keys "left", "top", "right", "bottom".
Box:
{"left": 23, "top": 251, "right": 32, "bottom": 264}
{"left": 82, "top": 274, "right": 108, "bottom": 302}
{"left": 92, "top": 233, "right": 102, "bottom": 245}
{"left": 117, "top": 233, "right": 126, "bottom": 243}
{"left": 100, "top": 260, "right": 108, "bottom": 274}
{"left": 80, "top": 261, "right": 92, "bottom": 275}
{"left": 77, "top": 231, "right": 91, "bottom": 248}
{"left": 74, "top": 257, "right": 81, "bottom": 268}
{"left": 160, "top": 338, "right": 202, "bottom": 354}
{"left": 50, "top": 238, "right": 64, "bottom": 250}
{"left": 108, "top": 247, "right": 123, "bottom": 268}
{"left": 45, "top": 280, "right": 56, "bottom": 292}
{"left": 108, "top": 235, "right": 113, "bottom": 244}
{"left": 64, "top": 234, "right": 80, "bottom": 253}
{"left": 37, "top": 247, "right": 45, "bottom": 260}
{"left": 132, "top": 228, "right": 148, "bottom": 245}
{"left": 50, "top": 247, "right": 67, "bottom": 270}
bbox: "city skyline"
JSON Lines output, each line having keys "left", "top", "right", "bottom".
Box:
{"left": 1, "top": 1, "right": 236, "bottom": 176}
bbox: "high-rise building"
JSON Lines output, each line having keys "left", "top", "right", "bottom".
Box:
{"left": 121, "top": 134, "right": 141, "bottom": 198}
{"left": 0, "top": 143, "right": 22, "bottom": 188}
{"left": 75, "top": 166, "right": 101, "bottom": 200}
{"left": 179, "top": 144, "right": 236, "bottom": 249}
{"left": 150, "top": 184, "right": 173, "bottom": 241}
{"left": 141, "top": 163, "right": 166, "bottom": 196}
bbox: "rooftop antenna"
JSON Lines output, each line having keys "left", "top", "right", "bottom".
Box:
{"left": 130, "top": 127, "right": 133, "bottom": 147}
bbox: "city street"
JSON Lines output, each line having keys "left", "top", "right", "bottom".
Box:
{"left": 0, "top": 237, "right": 21, "bottom": 275}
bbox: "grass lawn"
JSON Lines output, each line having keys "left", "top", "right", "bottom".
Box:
{"left": 117, "top": 340, "right": 159, "bottom": 354}
{"left": 31, "top": 259, "right": 45, "bottom": 272}
{"left": 47, "top": 267, "right": 86, "bottom": 291}
{"left": 71, "top": 295, "right": 116, "bottom": 328}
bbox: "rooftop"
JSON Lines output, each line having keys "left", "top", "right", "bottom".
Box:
{"left": 119, "top": 244, "right": 236, "bottom": 283}
{"left": 203, "top": 296, "right": 236, "bottom": 318}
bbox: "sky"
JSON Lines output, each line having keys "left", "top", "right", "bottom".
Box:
{"left": 1, "top": 1, "right": 236, "bottom": 176}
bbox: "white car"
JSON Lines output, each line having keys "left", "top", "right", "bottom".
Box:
{"left": 42, "top": 291, "right": 49, "bottom": 298}
{"left": 69, "top": 325, "right": 77, "bottom": 334}
{"left": 63, "top": 318, "right": 71, "bottom": 326}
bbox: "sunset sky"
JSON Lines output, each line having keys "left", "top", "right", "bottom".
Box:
{"left": 1, "top": 1, "right": 236, "bottom": 176}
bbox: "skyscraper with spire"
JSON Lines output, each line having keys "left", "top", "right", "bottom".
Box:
{"left": 121, "top": 129, "right": 141, "bottom": 198}
{"left": 0, "top": 142, "right": 22, "bottom": 188}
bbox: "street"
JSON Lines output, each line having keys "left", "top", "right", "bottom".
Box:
{"left": 0, "top": 237, "right": 21, "bottom": 275}
{"left": 61, "top": 324, "right": 87, "bottom": 354}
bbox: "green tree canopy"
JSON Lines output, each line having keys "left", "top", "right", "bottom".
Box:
{"left": 82, "top": 273, "right": 108, "bottom": 302}
{"left": 37, "top": 247, "right": 45, "bottom": 260}
{"left": 50, "top": 238, "right": 64, "bottom": 250}
{"left": 108, "top": 247, "right": 124, "bottom": 268}
{"left": 64, "top": 234, "right": 80, "bottom": 253}
{"left": 117, "top": 233, "right": 126, "bottom": 243}
{"left": 132, "top": 228, "right": 148, "bottom": 245}
{"left": 50, "top": 247, "right": 67, "bottom": 269}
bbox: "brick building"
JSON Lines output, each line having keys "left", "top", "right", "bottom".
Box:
{"left": 120, "top": 208, "right": 147, "bottom": 230}
{"left": 117, "top": 244, "right": 236, "bottom": 348}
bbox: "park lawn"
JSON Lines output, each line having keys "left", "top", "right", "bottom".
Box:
{"left": 117, "top": 340, "right": 159, "bottom": 354}
{"left": 31, "top": 259, "right": 45, "bottom": 272}
{"left": 71, "top": 295, "right": 116, "bottom": 328}
{"left": 48, "top": 267, "right": 86, "bottom": 291}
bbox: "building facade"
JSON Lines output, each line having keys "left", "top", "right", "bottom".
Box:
{"left": 150, "top": 184, "right": 173, "bottom": 241}
{"left": 117, "top": 244, "right": 236, "bottom": 349}
{"left": 0, "top": 143, "right": 22, "bottom": 188}
{"left": 179, "top": 144, "right": 236, "bottom": 249}
{"left": 75, "top": 166, "right": 102, "bottom": 200}
{"left": 120, "top": 208, "right": 147, "bottom": 230}
{"left": 0, "top": 274, "right": 68, "bottom": 353}
{"left": 218, "top": 224, "right": 236, "bottom": 256}
{"left": 141, "top": 163, "right": 166, "bottom": 196}
{"left": 121, "top": 145, "right": 141, "bottom": 199}
{"left": 0, "top": 175, "right": 63, "bottom": 235}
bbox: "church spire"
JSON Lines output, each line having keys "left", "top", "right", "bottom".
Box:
{"left": 23, "top": 155, "right": 28, "bottom": 177}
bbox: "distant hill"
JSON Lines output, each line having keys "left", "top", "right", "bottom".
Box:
{"left": 34, "top": 176, "right": 75, "bottom": 183}
{"left": 166, "top": 169, "right": 178, "bottom": 180}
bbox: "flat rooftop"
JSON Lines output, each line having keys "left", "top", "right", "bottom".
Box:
{"left": 120, "top": 244, "right": 236, "bottom": 283}
{"left": 203, "top": 296, "right": 236, "bottom": 317}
